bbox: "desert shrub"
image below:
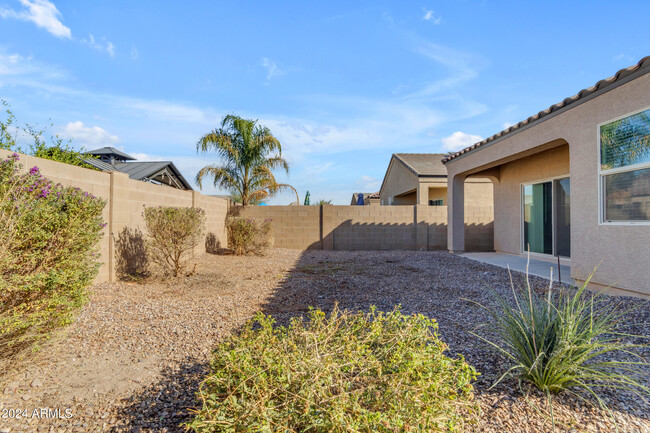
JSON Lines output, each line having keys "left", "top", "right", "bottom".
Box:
{"left": 225, "top": 216, "right": 272, "bottom": 255}
{"left": 0, "top": 154, "right": 105, "bottom": 365}
{"left": 143, "top": 206, "right": 205, "bottom": 277}
{"left": 472, "top": 272, "right": 649, "bottom": 415}
{"left": 115, "top": 227, "right": 149, "bottom": 281}
{"left": 187, "top": 306, "right": 479, "bottom": 432}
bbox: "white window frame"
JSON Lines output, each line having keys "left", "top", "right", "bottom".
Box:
{"left": 520, "top": 174, "right": 570, "bottom": 258}
{"left": 597, "top": 105, "right": 650, "bottom": 225}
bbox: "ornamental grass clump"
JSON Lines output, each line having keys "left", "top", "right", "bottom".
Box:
{"left": 143, "top": 206, "right": 206, "bottom": 277}
{"left": 186, "top": 306, "right": 479, "bottom": 433}
{"left": 0, "top": 154, "right": 106, "bottom": 367}
{"left": 225, "top": 216, "right": 272, "bottom": 255}
{"left": 472, "top": 268, "right": 649, "bottom": 418}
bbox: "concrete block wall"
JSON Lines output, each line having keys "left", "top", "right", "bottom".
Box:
{"left": 239, "top": 204, "right": 494, "bottom": 252}
{"left": 1, "top": 150, "right": 230, "bottom": 283}
{"left": 328, "top": 205, "right": 415, "bottom": 250}
{"left": 236, "top": 205, "right": 322, "bottom": 249}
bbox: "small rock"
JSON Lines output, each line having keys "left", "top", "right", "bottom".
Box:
{"left": 30, "top": 378, "right": 43, "bottom": 387}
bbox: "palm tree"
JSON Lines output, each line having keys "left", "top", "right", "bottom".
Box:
{"left": 195, "top": 115, "right": 294, "bottom": 205}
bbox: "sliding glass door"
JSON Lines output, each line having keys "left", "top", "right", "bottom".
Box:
{"left": 522, "top": 178, "right": 570, "bottom": 257}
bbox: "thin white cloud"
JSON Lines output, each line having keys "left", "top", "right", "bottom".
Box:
{"left": 441, "top": 131, "right": 483, "bottom": 152}
{"left": 0, "top": 0, "right": 71, "bottom": 38}
{"left": 356, "top": 175, "right": 381, "bottom": 191}
{"left": 503, "top": 121, "right": 514, "bottom": 129}
{"left": 59, "top": 121, "right": 120, "bottom": 148}
{"left": 261, "top": 57, "right": 285, "bottom": 81}
{"left": 131, "top": 46, "right": 139, "bottom": 61}
{"left": 305, "top": 162, "right": 334, "bottom": 176}
{"left": 82, "top": 34, "right": 116, "bottom": 57}
{"left": 422, "top": 9, "right": 441, "bottom": 25}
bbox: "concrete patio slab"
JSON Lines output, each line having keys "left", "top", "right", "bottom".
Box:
{"left": 461, "top": 252, "right": 572, "bottom": 284}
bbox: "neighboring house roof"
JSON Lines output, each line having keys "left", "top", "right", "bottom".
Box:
{"left": 379, "top": 153, "right": 447, "bottom": 198}
{"left": 115, "top": 161, "right": 192, "bottom": 190}
{"left": 85, "top": 147, "right": 136, "bottom": 161}
{"left": 82, "top": 158, "right": 193, "bottom": 190}
{"left": 393, "top": 153, "right": 447, "bottom": 176}
{"left": 83, "top": 158, "right": 116, "bottom": 171}
{"left": 442, "top": 55, "right": 650, "bottom": 164}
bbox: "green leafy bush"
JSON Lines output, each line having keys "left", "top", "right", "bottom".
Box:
{"left": 472, "top": 272, "right": 649, "bottom": 412}
{"left": 187, "top": 306, "right": 478, "bottom": 432}
{"left": 225, "top": 216, "right": 272, "bottom": 255}
{"left": 0, "top": 153, "right": 106, "bottom": 366}
{"left": 143, "top": 206, "right": 206, "bottom": 277}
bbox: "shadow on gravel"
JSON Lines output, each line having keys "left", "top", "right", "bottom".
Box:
{"left": 110, "top": 359, "right": 209, "bottom": 433}
{"left": 109, "top": 249, "right": 649, "bottom": 431}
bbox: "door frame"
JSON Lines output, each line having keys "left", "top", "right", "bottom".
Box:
{"left": 520, "top": 174, "right": 570, "bottom": 259}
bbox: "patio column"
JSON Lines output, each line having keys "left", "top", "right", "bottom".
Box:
{"left": 447, "top": 173, "right": 465, "bottom": 253}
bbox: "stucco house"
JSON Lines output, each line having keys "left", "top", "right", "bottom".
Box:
{"left": 443, "top": 56, "right": 650, "bottom": 297}
{"left": 83, "top": 147, "right": 192, "bottom": 190}
{"left": 379, "top": 153, "right": 492, "bottom": 206}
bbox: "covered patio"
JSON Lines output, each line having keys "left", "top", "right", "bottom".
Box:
{"left": 462, "top": 252, "right": 572, "bottom": 284}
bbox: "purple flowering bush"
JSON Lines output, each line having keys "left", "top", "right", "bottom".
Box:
{"left": 0, "top": 154, "right": 106, "bottom": 366}
{"left": 225, "top": 216, "right": 273, "bottom": 255}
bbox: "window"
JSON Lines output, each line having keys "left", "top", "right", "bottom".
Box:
{"left": 599, "top": 108, "right": 650, "bottom": 222}
{"left": 429, "top": 199, "right": 443, "bottom": 206}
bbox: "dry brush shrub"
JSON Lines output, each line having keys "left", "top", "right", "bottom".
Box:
{"left": 187, "top": 306, "right": 479, "bottom": 432}
{"left": 0, "top": 154, "right": 105, "bottom": 367}
{"left": 143, "top": 206, "right": 206, "bottom": 277}
{"left": 225, "top": 216, "right": 272, "bottom": 255}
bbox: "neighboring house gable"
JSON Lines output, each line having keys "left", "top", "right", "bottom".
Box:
{"left": 83, "top": 148, "right": 192, "bottom": 190}
{"left": 379, "top": 153, "right": 492, "bottom": 206}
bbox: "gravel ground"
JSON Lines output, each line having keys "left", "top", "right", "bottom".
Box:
{"left": 1, "top": 249, "right": 648, "bottom": 432}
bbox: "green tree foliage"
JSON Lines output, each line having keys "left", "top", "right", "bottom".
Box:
{"left": 0, "top": 100, "right": 98, "bottom": 170}
{"left": 0, "top": 154, "right": 106, "bottom": 369}
{"left": 187, "top": 306, "right": 478, "bottom": 432}
{"left": 195, "top": 115, "right": 294, "bottom": 205}
{"left": 600, "top": 110, "right": 650, "bottom": 169}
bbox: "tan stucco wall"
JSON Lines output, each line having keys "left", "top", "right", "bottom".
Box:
{"left": 394, "top": 190, "right": 417, "bottom": 205}
{"left": 380, "top": 159, "right": 418, "bottom": 205}
{"left": 444, "top": 71, "right": 650, "bottom": 296}
{"left": 381, "top": 158, "right": 494, "bottom": 207}
{"left": 1, "top": 150, "right": 230, "bottom": 283}
{"left": 492, "top": 146, "right": 570, "bottom": 254}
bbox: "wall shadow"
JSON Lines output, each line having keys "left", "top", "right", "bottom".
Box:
{"left": 107, "top": 234, "right": 647, "bottom": 431}
{"left": 205, "top": 232, "right": 222, "bottom": 254}
{"left": 114, "top": 227, "right": 150, "bottom": 280}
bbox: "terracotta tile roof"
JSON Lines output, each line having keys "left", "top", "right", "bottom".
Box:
{"left": 442, "top": 56, "right": 650, "bottom": 164}
{"left": 394, "top": 153, "right": 447, "bottom": 176}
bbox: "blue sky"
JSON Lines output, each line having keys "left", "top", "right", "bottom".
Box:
{"left": 1, "top": 1, "right": 649, "bottom": 204}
